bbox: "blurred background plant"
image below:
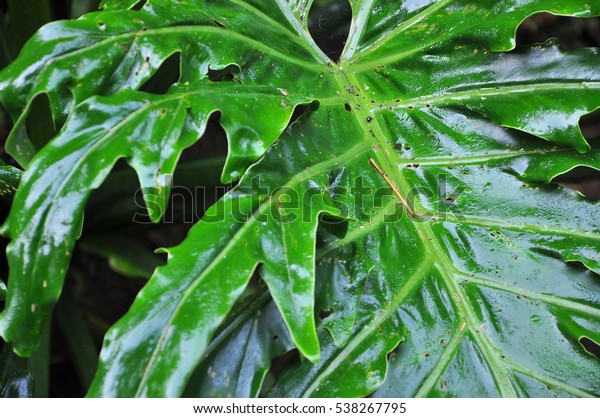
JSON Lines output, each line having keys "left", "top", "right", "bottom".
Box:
{"left": 0, "top": 0, "right": 598, "bottom": 397}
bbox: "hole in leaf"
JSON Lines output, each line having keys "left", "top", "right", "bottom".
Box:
{"left": 207, "top": 64, "right": 239, "bottom": 82}
{"left": 139, "top": 52, "right": 181, "bottom": 94}
{"left": 175, "top": 112, "right": 231, "bottom": 198}
{"left": 162, "top": 183, "right": 196, "bottom": 225}
{"left": 211, "top": 19, "right": 226, "bottom": 29}
{"left": 307, "top": 0, "right": 352, "bottom": 62}
{"left": 318, "top": 308, "right": 333, "bottom": 319}
{"left": 516, "top": 13, "right": 600, "bottom": 50}
{"left": 579, "top": 337, "right": 600, "bottom": 360}
{"left": 344, "top": 103, "right": 352, "bottom": 112}
{"left": 265, "top": 348, "right": 300, "bottom": 391}
{"left": 131, "top": 0, "right": 146, "bottom": 11}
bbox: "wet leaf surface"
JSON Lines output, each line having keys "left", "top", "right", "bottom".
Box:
{"left": 0, "top": 0, "right": 599, "bottom": 397}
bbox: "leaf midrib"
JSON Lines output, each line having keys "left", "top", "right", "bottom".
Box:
{"left": 419, "top": 222, "right": 518, "bottom": 397}
{"left": 37, "top": 24, "right": 324, "bottom": 79}
{"left": 268, "top": 4, "right": 600, "bottom": 393}
{"left": 318, "top": 59, "right": 599, "bottom": 396}
{"left": 385, "top": 82, "right": 600, "bottom": 108}
{"left": 320, "top": 201, "right": 600, "bottom": 318}
{"left": 459, "top": 272, "right": 600, "bottom": 318}
{"left": 396, "top": 148, "right": 569, "bottom": 166}
{"left": 108, "top": 0, "right": 600, "bottom": 398}
{"left": 413, "top": 321, "right": 466, "bottom": 397}
{"left": 446, "top": 214, "right": 600, "bottom": 241}
{"left": 340, "top": 0, "right": 376, "bottom": 60}
{"left": 229, "top": 0, "right": 320, "bottom": 58}
{"left": 301, "top": 258, "right": 433, "bottom": 396}
{"left": 346, "top": 0, "right": 455, "bottom": 63}
{"left": 328, "top": 63, "right": 526, "bottom": 395}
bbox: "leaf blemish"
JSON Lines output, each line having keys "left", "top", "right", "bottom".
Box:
{"left": 211, "top": 19, "right": 226, "bottom": 29}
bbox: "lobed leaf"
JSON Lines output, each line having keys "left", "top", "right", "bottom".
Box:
{"left": 0, "top": 0, "right": 599, "bottom": 398}
{"left": 0, "top": 84, "right": 307, "bottom": 356}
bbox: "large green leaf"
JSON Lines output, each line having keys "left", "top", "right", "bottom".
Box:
{"left": 0, "top": 85, "right": 310, "bottom": 356}
{"left": 1, "top": 0, "right": 599, "bottom": 398}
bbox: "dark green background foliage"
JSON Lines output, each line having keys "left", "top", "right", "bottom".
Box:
{"left": 0, "top": 0, "right": 599, "bottom": 398}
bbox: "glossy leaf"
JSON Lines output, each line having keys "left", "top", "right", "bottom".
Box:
{"left": 0, "top": 343, "right": 33, "bottom": 398}
{"left": 184, "top": 287, "right": 296, "bottom": 398}
{"left": 0, "top": 0, "right": 599, "bottom": 398}
{"left": 0, "top": 85, "right": 308, "bottom": 357}
{"left": 0, "top": 163, "right": 21, "bottom": 199}
{"left": 89, "top": 159, "right": 338, "bottom": 395}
